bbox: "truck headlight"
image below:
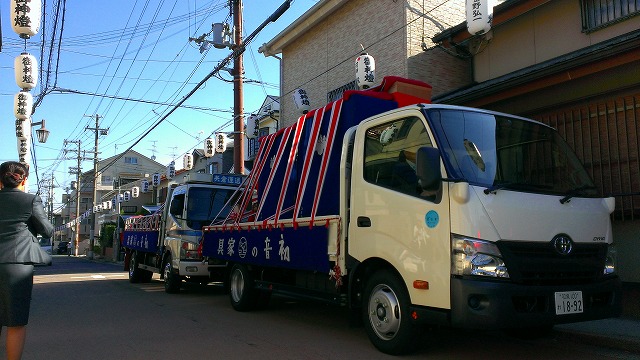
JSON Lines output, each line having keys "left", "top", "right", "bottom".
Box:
{"left": 451, "top": 235, "right": 509, "bottom": 278}
{"left": 604, "top": 244, "right": 616, "bottom": 275}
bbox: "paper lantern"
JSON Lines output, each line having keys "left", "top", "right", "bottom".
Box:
{"left": 167, "top": 162, "right": 176, "bottom": 179}
{"left": 355, "top": 52, "right": 375, "bottom": 90}
{"left": 14, "top": 91, "right": 33, "bottom": 119}
{"left": 215, "top": 133, "right": 226, "bottom": 153}
{"left": 247, "top": 114, "right": 258, "bottom": 138}
{"left": 124, "top": 191, "right": 131, "bottom": 202}
{"left": 292, "top": 88, "right": 310, "bottom": 114}
{"left": 117, "top": 194, "right": 124, "bottom": 203}
{"left": 141, "top": 179, "right": 150, "bottom": 192}
{"left": 17, "top": 137, "right": 29, "bottom": 156}
{"left": 14, "top": 53, "right": 38, "bottom": 90}
{"left": 466, "top": 0, "right": 493, "bottom": 36}
{"left": 183, "top": 154, "right": 194, "bottom": 170}
{"left": 132, "top": 186, "right": 140, "bottom": 198}
{"left": 11, "top": 0, "right": 41, "bottom": 38}
{"left": 15, "top": 118, "right": 31, "bottom": 140}
{"left": 204, "top": 138, "right": 215, "bottom": 157}
{"left": 152, "top": 173, "right": 161, "bottom": 186}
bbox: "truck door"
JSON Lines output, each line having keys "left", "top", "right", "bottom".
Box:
{"left": 349, "top": 109, "right": 451, "bottom": 309}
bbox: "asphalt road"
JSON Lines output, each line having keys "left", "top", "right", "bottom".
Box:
{"left": 2, "top": 256, "right": 636, "bottom": 360}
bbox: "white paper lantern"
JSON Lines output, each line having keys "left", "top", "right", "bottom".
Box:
{"left": 14, "top": 53, "right": 38, "bottom": 90}
{"left": 152, "top": 173, "right": 161, "bottom": 186}
{"left": 355, "top": 52, "right": 375, "bottom": 90}
{"left": 124, "top": 191, "right": 131, "bottom": 202}
{"left": 17, "top": 137, "right": 29, "bottom": 156}
{"left": 204, "top": 138, "right": 215, "bottom": 158}
{"left": 183, "top": 154, "right": 194, "bottom": 170}
{"left": 167, "top": 162, "right": 176, "bottom": 179}
{"left": 292, "top": 88, "right": 311, "bottom": 114}
{"left": 141, "top": 179, "right": 150, "bottom": 192}
{"left": 247, "top": 114, "right": 258, "bottom": 138}
{"left": 215, "top": 133, "right": 226, "bottom": 154}
{"left": 105, "top": 201, "right": 112, "bottom": 210}
{"left": 14, "top": 91, "right": 33, "bottom": 120}
{"left": 466, "top": 0, "right": 493, "bottom": 36}
{"left": 132, "top": 186, "right": 140, "bottom": 198}
{"left": 117, "top": 194, "right": 124, "bottom": 203}
{"left": 15, "top": 118, "right": 31, "bottom": 140}
{"left": 11, "top": 0, "right": 42, "bottom": 38}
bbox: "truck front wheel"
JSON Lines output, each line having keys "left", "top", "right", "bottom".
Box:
{"left": 163, "top": 256, "right": 181, "bottom": 293}
{"left": 362, "top": 270, "right": 420, "bottom": 355}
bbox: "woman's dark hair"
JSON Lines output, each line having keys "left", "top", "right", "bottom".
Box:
{"left": 0, "top": 161, "right": 29, "bottom": 188}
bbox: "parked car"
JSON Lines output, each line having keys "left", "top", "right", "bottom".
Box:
{"left": 38, "top": 236, "right": 52, "bottom": 255}
{"left": 58, "top": 241, "right": 70, "bottom": 255}
{"left": 38, "top": 236, "right": 53, "bottom": 266}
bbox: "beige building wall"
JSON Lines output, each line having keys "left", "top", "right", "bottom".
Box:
{"left": 474, "top": 0, "right": 640, "bottom": 82}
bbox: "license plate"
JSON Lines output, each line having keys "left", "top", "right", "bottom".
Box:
{"left": 554, "top": 291, "right": 584, "bottom": 315}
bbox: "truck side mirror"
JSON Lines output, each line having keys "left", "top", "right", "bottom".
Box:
{"left": 416, "top": 146, "right": 442, "bottom": 191}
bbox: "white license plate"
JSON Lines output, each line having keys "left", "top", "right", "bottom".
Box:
{"left": 554, "top": 291, "right": 584, "bottom": 315}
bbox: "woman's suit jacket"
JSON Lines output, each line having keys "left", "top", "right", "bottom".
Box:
{"left": 0, "top": 187, "right": 55, "bottom": 263}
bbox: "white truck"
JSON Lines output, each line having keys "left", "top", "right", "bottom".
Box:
{"left": 123, "top": 173, "right": 243, "bottom": 292}
{"left": 201, "top": 76, "right": 621, "bottom": 354}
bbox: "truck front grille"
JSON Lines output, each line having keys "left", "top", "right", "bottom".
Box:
{"left": 497, "top": 241, "right": 608, "bottom": 286}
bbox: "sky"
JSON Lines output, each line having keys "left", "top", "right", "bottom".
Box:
{"left": 0, "top": 0, "right": 318, "bottom": 211}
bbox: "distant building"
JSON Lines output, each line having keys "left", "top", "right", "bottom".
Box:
{"left": 59, "top": 150, "right": 164, "bottom": 254}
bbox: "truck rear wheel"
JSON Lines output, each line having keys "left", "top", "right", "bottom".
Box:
{"left": 129, "top": 252, "right": 141, "bottom": 283}
{"left": 362, "top": 270, "right": 420, "bottom": 355}
{"left": 163, "top": 256, "right": 181, "bottom": 293}
{"left": 229, "top": 264, "right": 258, "bottom": 311}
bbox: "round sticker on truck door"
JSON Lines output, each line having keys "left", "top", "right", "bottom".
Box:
{"left": 425, "top": 210, "right": 439, "bottom": 228}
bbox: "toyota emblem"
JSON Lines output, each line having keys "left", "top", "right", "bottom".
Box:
{"left": 552, "top": 235, "right": 574, "bottom": 255}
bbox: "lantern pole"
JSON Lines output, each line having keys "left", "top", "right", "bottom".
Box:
{"left": 232, "top": 0, "right": 245, "bottom": 175}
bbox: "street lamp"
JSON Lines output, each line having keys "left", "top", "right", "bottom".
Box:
{"left": 31, "top": 119, "right": 50, "bottom": 143}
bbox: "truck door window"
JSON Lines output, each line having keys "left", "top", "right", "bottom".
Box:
{"left": 363, "top": 116, "right": 433, "bottom": 197}
{"left": 169, "top": 193, "right": 185, "bottom": 219}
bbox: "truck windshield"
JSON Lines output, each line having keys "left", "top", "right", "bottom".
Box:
{"left": 426, "top": 108, "right": 598, "bottom": 197}
{"left": 186, "top": 187, "right": 235, "bottom": 229}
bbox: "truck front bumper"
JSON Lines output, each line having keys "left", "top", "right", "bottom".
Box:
{"left": 177, "top": 259, "right": 210, "bottom": 277}
{"left": 409, "top": 276, "right": 622, "bottom": 328}
{"left": 445, "top": 276, "right": 622, "bottom": 329}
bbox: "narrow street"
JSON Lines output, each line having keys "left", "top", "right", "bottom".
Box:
{"left": 3, "top": 256, "right": 634, "bottom": 360}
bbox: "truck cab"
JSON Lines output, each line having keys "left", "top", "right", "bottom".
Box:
{"left": 125, "top": 173, "right": 243, "bottom": 292}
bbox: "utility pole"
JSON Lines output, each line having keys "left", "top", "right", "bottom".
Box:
{"left": 232, "top": 0, "right": 245, "bottom": 174}
{"left": 48, "top": 174, "right": 55, "bottom": 224}
{"left": 85, "top": 114, "right": 108, "bottom": 260}
{"left": 64, "top": 139, "right": 83, "bottom": 257}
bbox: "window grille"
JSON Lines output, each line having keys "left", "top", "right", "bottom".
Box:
{"left": 581, "top": 0, "right": 640, "bottom": 32}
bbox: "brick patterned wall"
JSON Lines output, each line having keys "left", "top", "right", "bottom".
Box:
{"left": 281, "top": 0, "right": 405, "bottom": 127}
{"left": 406, "top": 0, "right": 471, "bottom": 96}
{"left": 280, "top": 0, "right": 469, "bottom": 126}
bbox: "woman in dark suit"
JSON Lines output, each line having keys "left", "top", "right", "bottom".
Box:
{"left": 0, "top": 161, "right": 54, "bottom": 360}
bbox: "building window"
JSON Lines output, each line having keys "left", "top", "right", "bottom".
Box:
{"left": 121, "top": 206, "right": 138, "bottom": 214}
{"left": 101, "top": 175, "right": 112, "bottom": 185}
{"left": 80, "top": 197, "right": 91, "bottom": 203}
{"left": 124, "top": 156, "right": 138, "bottom": 164}
{"left": 581, "top": 0, "right": 640, "bottom": 32}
